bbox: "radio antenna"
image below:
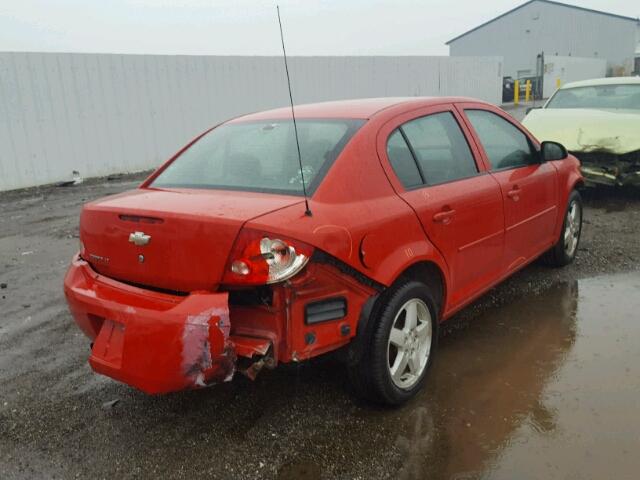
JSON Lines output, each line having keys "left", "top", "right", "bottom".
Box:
{"left": 277, "top": 5, "right": 312, "bottom": 216}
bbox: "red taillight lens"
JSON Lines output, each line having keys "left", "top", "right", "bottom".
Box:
{"left": 222, "top": 229, "right": 314, "bottom": 285}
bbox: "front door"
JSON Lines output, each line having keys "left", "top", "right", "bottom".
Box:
{"left": 459, "top": 106, "right": 558, "bottom": 271}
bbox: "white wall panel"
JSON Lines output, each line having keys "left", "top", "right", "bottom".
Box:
{"left": 0, "top": 52, "right": 502, "bottom": 191}
{"left": 543, "top": 56, "right": 607, "bottom": 98}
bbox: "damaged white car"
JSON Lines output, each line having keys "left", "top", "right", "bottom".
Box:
{"left": 523, "top": 77, "right": 640, "bottom": 187}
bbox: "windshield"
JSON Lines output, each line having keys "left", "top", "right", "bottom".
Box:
{"left": 546, "top": 84, "right": 640, "bottom": 110}
{"left": 151, "top": 119, "right": 364, "bottom": 195}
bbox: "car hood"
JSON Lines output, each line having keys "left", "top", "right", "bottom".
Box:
{"left": 523, "top": 108, "right": 640, "bottom": 154}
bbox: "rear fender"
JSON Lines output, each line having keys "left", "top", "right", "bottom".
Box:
{"left": 370, "top": 239, "right": 450, "bottom": 292}
{"left": 346, "top": 239, "right": 450, "bottom": 365}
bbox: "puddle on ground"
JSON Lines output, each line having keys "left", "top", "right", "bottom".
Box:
{"left": 372, "top": 272, "right": 640, "bottom": 479}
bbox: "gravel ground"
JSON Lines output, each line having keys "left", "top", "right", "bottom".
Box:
{"left": 0, "top": 175, "right": 639, "bottom": 479}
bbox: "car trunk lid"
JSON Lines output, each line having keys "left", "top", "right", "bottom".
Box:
{"left": 80, "top": 188, "right": 303, "bottom": 292}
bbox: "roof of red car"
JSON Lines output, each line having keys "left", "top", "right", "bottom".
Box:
{"left": 229, "top": 96, "right": 479, "bottom": 122}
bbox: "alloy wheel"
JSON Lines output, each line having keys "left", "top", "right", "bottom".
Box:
{"left": 387, "top": 298, "right": 433, "bottom": 389}
{"left": 564, "top": 199, "right": 581, "bottom": 257}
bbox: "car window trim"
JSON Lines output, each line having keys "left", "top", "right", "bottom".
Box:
{"left": 397, "top": 127, "right": 427, "bottom": 185}
{"left": 402, "top": 170, "right": 490, "bottom": 192}
{"left": 148, "top": 183, "right": 307, "bottom": 196}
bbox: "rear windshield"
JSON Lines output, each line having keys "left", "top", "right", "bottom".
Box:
{"left": 151, "top": 119, "right": 364, "bottom": 195}
{"left": 546, "top": 84, "right": 640, "bottom": 110}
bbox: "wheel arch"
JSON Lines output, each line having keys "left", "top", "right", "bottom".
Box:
{"left": 347, "top": 258, "right": 448, "bottom": 368}
{"left": 571, "top": 176, "right": 585, "bottom": 191}
{"left": 393, "top": 260, "right": 447, "bottom": 321}
{"left": 553, "top": 166, "right": 584, "bottom": 240}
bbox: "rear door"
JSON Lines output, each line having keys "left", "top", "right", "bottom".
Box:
{"left": 378, "top": 105, "right": 504, "bottom": 309}
{"left": 457, "top": 104, "right": 558, "bottom": 271}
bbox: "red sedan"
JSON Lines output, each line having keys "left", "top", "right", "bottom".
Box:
{"left": 64, "top": 97, "right": 583, "bottom": 405}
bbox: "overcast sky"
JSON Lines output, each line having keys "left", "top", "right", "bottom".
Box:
{"left": 1, "top": 0, "right": 638, "bottom": 56}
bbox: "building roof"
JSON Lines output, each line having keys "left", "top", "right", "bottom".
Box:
{"left": 561, "top": 76, "right": 640, "bottom": 89}
{"left": 446, "top": 0, "right": 639, "bottom": 45}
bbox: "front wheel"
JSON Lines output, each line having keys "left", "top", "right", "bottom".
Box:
{"left": 348, "top": 281, "right": 437, "bottom": 405}
{"left": 543, "top": 189, "right": 583, "bottom": 267}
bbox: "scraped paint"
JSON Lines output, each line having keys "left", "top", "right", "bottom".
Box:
{"left": 182, "top": 306, "right": 235, "bottom": 388}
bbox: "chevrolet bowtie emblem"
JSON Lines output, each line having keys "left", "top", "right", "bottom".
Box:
{"left": 129, "top": 231, "right": 151, "bottom": 246}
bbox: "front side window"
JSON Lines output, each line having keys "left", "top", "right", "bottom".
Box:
{"left": 151, "top": 119, "right": 364, "bottom": 195}
{"left": 465, "top": 110, "right": 536, "bottom": 170}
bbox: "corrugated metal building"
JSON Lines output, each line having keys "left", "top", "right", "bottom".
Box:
{"left": 447, "top": 0, "right": 640, "bottom": 78}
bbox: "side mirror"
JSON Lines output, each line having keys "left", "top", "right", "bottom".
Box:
{"left": 541, "top": 141, "right": 568, "bottom": 161}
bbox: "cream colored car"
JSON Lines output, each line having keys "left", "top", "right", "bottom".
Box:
{"left": 523, "top": 77, "right": 640, "bottom": 186}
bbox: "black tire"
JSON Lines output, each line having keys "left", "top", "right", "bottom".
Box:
{"left": 543, "top": 189, "right": 583, "bottom": 267}
{"left": 348, "top": 280, "right": 438, "bottom": 405}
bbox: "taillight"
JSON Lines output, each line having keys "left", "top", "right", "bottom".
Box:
{"left": 222, "top": 229, "right": 313, "bottom": 285}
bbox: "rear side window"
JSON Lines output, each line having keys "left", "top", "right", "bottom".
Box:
{"left": 386, "top": 130, "right": 423, "bottom": 189}
{"left": 465, "top": 110, "right": 536, "bottom": 170}
{"left": 401, "top": 112, "right": 478, "bottom": 185}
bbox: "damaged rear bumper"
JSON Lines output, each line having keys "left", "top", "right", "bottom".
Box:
{"left": 64, "top": 252, "right": 378, "bottom": 394}
{"left": 64, "top": 255, "right": 244, "bottom": 394}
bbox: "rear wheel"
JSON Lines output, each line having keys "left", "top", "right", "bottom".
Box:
{"left": 348, "top": 281, "right": 437, "bottom": 405}
{"left": 543, "top": 189, "right": 583, "bottom": 267}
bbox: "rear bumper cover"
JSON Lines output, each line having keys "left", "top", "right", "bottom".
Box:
{"left": 63, "top": 255, "right": 235, "bottom": 394}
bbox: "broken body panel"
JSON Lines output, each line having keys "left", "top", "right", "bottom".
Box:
{"left": 64, "top": 254, "right": 375, "bottom": 394}
{"left": 523, "top": 81, "right": 640, "bottom": 187}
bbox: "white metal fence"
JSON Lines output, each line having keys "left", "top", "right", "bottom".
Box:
{"left": 0, "top": 52, "right": 503, "bottom": 191}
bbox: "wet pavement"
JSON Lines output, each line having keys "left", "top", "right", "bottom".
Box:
{"left": 405, "top": 272, "right": 640, "bottom": 479}
{"left": 1, "top": 178, "right": 640, "bottom": 479}
{"left": 278, "top": 273, "right": 640, "bottom": 480}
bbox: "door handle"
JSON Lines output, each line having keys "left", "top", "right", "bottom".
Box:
{"left": 433, "top": 209, "right": 456, "bottom": 224}
{"left": 507, "top": 185, "right": 521, "bottom": 201}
